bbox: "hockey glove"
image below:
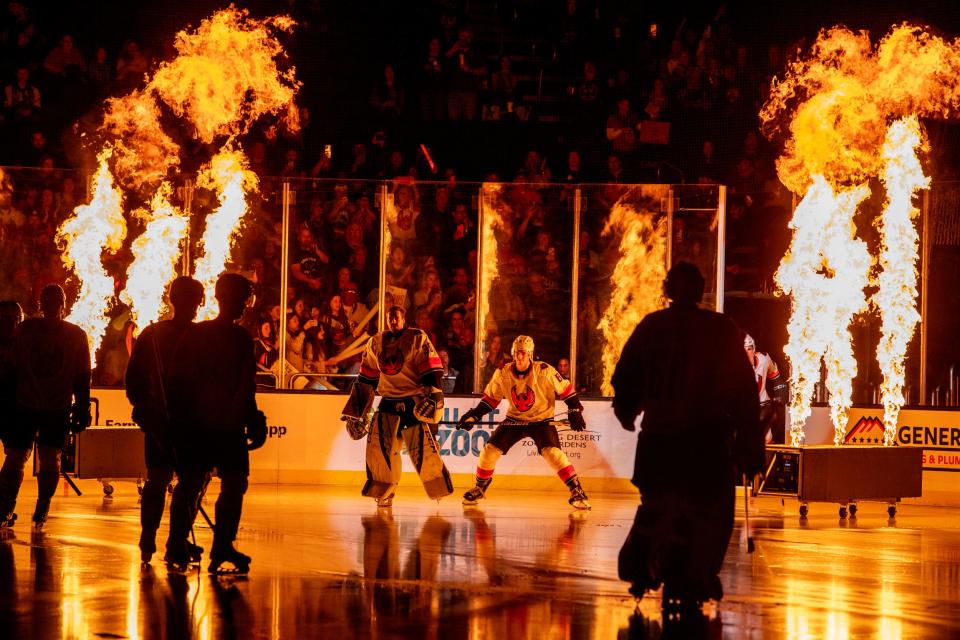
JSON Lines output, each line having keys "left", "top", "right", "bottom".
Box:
{"left": 343, "top": 415, "right": 369, "bottom": 440}
{"left": 568, "top": 408, "right": 587, "bottom": 432}
{"left": 456, "top": 407, "right": 484, "bottom": 431}
{"left": 413, "top": 387, "right": 444, "bottom": 424}
{"left": 69, "top": 404, "right": 92, "bottom": 433}
{"left": 246, "top": 410, "right": 268, "bottom": 450}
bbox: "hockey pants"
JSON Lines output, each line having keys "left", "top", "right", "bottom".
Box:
{"left": 362, "top": 411, "right": 453, "bottom": 500}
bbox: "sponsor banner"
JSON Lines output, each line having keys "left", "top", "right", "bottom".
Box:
{"left": 844, "top": 408, "right": 960, "bottom": 473}
{"left": 87, "top": 389, "right": 637, "bottom": 482}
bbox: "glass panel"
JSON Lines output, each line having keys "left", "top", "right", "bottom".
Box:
{"left": 282, "top": 177, "right": 383, "bottom": 391}
{"left": 574, "top": 183, "right": 724, "bottom": 397}
{"left": 476, "top": 182, "right": 576, "bottom": 392}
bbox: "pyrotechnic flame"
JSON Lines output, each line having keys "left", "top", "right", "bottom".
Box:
{"left": 57, "top": 151, "right": 127, "bottom": 362}
{"left": 875, "top": 117, "right": 928, "bottom": 443}
{"left": 121, "top": 182, "right": 190, "bottom": 328}
{"left": 193, "top": 148, "right": 258, "bottom": 320}
{"left": 762, "top": 24, "right": 960, "bottom": 195}
{"left": 477, "top": 183, "right": 507, "bottom": 341}
{"left": 762, "top": 24, "right": 952, "bottom": 443}
{"left": 775, "top": 177, "right": 871, "bottom": 446}
{"left": 101, "top": 90, "right": 180, "bottom": 188}
{"left": 598, "top": 188, "right": 668, "bottom": 396}
{"left": 150, "top": 6, "right": 299, "bottom": 143}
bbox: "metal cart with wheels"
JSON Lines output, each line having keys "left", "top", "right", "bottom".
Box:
{"left": 757, "top": 444, "right": 922, "bottom": 519}
{"left": 75, "top": 427, "right": 146, "bottom": 496}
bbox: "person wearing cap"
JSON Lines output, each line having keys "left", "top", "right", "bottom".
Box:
{"left": 611, "top": 262, "right": 762, "bottom": 612}
{"left": 456, "top": 334, "right": 591, "bottom": 509}
{"left": 0, "top": 285, "right": 91, "bottom": 530}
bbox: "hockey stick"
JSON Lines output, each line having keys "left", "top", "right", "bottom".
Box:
{"left": 743, "top": 474, "right": 755, "bottom": 553}
{"left": 61, "top": 469, "right": 82, "bottom": 496}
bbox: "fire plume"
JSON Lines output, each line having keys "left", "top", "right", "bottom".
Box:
{"left": 598, "top": 188, "right": 668, "bottom": 396}
{"left": 150, "top": 6, "right": 299, "bottom": 143}
{"left": 477, "top": 183, "right": 507, "bottom": 341}
{"left": 762, "top": 25, "right": 952, "bottom": 441}
{"left": 101, "top": 90, "right": 180, "bottom": 188}
{"left": 775, "top": 177, "right": 871, "bottom": 445}
{"left": 193, "top": 148, "right": 258, "bottom": 320}
{"left": 875, "top": 117, "right": 928, "bottom": 444}
{"left": 121, "top": 182, "right": 190, "bottom": 328}
{"left": 57, "top": 151, "right": 127, "bottom": 362}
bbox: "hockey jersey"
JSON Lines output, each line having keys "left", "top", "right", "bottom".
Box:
{"left": 752, "top": 352, "right": 779, "bottom": 403}
{"left": 482, "top": 361, "right": 575, "bottom": 422}
{"left": 358, "top": 328, "right": 442, "bottom": 398}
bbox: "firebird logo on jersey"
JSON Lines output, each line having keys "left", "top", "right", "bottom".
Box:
{"left": 379, "top": 348, "right": 404, "bottom": 375}
{"left": 511, "top": 386, "right": 535, "bottom": 412}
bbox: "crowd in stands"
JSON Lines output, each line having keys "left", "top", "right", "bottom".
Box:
{"left": 0, "top": 1, "right": 801, "bottom": 392}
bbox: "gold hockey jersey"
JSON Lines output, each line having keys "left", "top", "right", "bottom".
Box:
{"left": 482, "top": 361, "right": 575, "bottom": 422}
{"left": 359, "top": 328, "right": 442, "bottom": 398}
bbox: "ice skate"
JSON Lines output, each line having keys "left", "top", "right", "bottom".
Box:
{"left": 208, "top": 544, "right": 251, "bottom": 575}
{"left": 31, "top": 498, "right": 51, "bottom": 530}
{"left": 567, "top": 482, "right": 591, "bottom": 510}
{"left": 0, "top": 500, "right": 16, "bottom": 531}
{"left": 164, "top": 543, "right": 196, "bottom": 574}
{"left": 375, "top": 493, "right": 394, "bottom": 508}
{"left": 144, "top": 541, "right": 202, "bottom": 565}
{"left": 462, "top": 485, "right": 488, "bottom": 506}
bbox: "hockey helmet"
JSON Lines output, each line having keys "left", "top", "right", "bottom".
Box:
{"left": 744, "top": 334, "right": 755, "bottom": 349}
{"left": 511, "top": 335, "right": 535, "bottom": 357}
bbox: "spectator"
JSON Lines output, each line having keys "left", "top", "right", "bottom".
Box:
{"left": 606, "top": 98, "right": 641, "bottom": 155}
{"left": 418, "top": 38, "right": 446, "bottom": 121}
{"left": 320, "top": 293, "right": 351, "bottom": 356}
{"left": 4, "top": 67, "right": 40, "bottom": 122}
{"left": 388, "top": 183, "right": 419, "bottom": 245}
{"left": 115, "top": 40, "right": 148, "bottom": 90}
{"left": 445, "top": 26, "right": 486, "bottom": 121}
{"left": 370, "top": 63, "right": 405, "bottom": 126}
{"left": 285, "top": 312, "right": 305, "bottom": 372}
{"left": 87, "top": 46, "right": 111, "bottom": 92}
{"left": 487, "top": 56, "right": 517, "bottom": 120}
{"left": 290, "top": 227, "right": 329, "bottom": 303}
{"left": 479, "top": 333, "right": 509, "bottom": 387}
{"left": 437, "top": 347, "right": 459, "bottom": 393}
{"left": 385, "top": 244, "right": 415, "bottom": 291}
{"left": 42, "top": 34, "right": 85, "bottom": 78}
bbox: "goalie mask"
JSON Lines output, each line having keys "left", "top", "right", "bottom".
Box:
{"left": 743, "top": 334, "right": 755, "bottom": 350}
{"left": 511, "top": 335, "right": 535, "bottom": 357}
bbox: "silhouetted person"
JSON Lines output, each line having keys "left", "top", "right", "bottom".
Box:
{"left": 0, "top": 285, "right": 91, "bottom": 530}
{"left": 165, "top": 273, "right": 266, "bottom": 573}
{"left": 125, "top": 276, "right": 205, "bottom": 564}
{"left": 612, "top": 262, "right": 762, "bottom": 613}
{"left": 0, "top": 301, "right": 24, "bottom": 526}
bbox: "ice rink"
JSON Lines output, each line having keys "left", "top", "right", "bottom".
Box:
{"left": 0, "top": 481, "right": 958, "bottom": 639}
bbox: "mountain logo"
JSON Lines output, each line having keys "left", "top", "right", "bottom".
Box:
{"left": 845, "top": 415, "right": 885, "bottom": 444}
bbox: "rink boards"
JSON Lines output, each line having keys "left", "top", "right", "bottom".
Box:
{"left": 4, "top": 389, "right": 959, "bottom": 504}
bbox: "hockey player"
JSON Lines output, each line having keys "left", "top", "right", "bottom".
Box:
{"left": 165, "top": 274, "right": 267, "bottom": 573}
{"left": 340, "top": 305, "right": 453, "bottom": 507}
{"left": 744, "top": 334, "right": 786, "bottom": 444}
{"left": 456, "top": 335, "right": 591, "bottom": 509}
{"left": 125, "top": 276, "right": 205, "bottom": 564}
{"left": 0, "top": 285, "right": 91, "bottom": 530}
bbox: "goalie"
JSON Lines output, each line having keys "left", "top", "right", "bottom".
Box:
{"left": 340, "top": 306, "right": 453, "bottom": 507}
{"left": 457, "top": 335, "right": 591, "bottom": 509}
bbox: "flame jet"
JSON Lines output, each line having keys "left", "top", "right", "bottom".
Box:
{"left": 121, "top": 183, "right": 190, "bottom": 328}
{"left": 598, "top": 188, "right": 668, "bottom": 397}
{"left": 775, "top": 177, "right": 871, "bottom": 445}
{"left": 875, "top": 117, "right": 928, "bottom": 444}
{"left": 761, "top": 24, "right": 960, "bottom": 440}
{"left": 57, "top": 150, "right": 127, "bottom": 363}
{"left": 192, "top": 148, "right": 259, "bottom": 320}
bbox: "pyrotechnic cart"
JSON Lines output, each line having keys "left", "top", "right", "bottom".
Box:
{"left": 757, "top": 444, "right": 923, "bottom": 518}
{"left": 75, "top": 427, "right": 147, "bottom": 496}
